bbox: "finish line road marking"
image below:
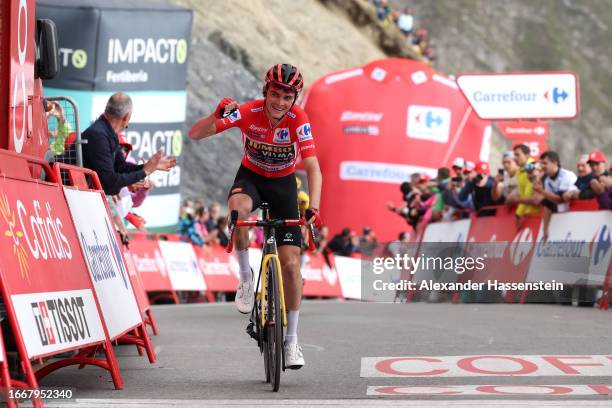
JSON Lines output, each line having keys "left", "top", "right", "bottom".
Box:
{"left": 40, "top": 399, "right": 612, "bottom": 407}
{"left": 367, "top": 384, "right": 612, "bottom": 396}
{"left": 361, "top": 355, "right": 612, "bottom": 377}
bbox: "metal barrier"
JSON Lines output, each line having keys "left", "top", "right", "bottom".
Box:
{"left": 45, "top": 96, "right": 83, "bottom": 167}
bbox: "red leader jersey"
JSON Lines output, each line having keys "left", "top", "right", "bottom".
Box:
{"left": 215, "top": 100, "right": 317, "bottom": 178}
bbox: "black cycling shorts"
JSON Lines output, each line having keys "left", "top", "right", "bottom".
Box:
{"left": 228, "top": 165, "right": 301, "bottom": 247}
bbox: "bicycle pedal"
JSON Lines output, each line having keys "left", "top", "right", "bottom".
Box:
{"left": 246, "top": 321, "right": 258, "bottom": 341}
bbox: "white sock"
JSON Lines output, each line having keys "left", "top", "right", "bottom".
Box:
{"left": 237, "top": 248, "right": 252, "bottom": 282}
{"left": 285, "top": 310, "right": 299, "bottom": 344}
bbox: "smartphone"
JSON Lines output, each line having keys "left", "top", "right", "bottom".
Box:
{"left": 498, "top": 169, "right": 504, "bottom": 176}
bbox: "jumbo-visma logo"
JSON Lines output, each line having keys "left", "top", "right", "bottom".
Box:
{"left": 407, "top": 105, "right": 451, "bottom": 143}
{"left": 0, "top": 193, "right": 73, "bottom": 284}
{"left": 589, "top": 225, "right": 611, "bottom": 266}
{"left": 543, "top": 87, "right": 569, "bottom": 104}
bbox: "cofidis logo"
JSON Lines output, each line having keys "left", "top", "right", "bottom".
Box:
{"left": 0, "top": 193, "right": 73, "bottom": 284}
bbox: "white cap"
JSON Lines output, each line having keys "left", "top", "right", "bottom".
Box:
{"left": 452, "top": 157, "right": 465, "bottom": 168}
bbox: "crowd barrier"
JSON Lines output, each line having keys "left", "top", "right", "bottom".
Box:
{"left": 0, "top": 151, "right": 157, "bottom": 407}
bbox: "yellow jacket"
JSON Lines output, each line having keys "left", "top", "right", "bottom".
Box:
{"left": 516, "top": 158, "right": 541, "bottom": 217}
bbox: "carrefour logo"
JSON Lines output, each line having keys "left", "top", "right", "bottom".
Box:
{"left": 509, "top": 227, "right": 534, "bottom": 266}
{"left": 273, "top": 128, "right": 290, "bottom": 144}
{"left": 407, "top": 105, "right": 451, "bottom": 143}
{"left": 543, "top": 87, "right": 569, "bottom": 104}
{"left": 589, "top": 225, "right": 611, "bottom": 266}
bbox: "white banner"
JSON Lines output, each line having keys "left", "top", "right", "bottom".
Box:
{"left": 457, "top": 72, "right": 579, "bottom": 120}
{"left": 157, "top": 241, "right": 207, "bottom": 290}
{"left": 64, "top": 188, "right": 143, "bottom": 339}
{"left": 412, "top": 219, "right": 471, "bottom": 285}
{"left": 527, "top": 211, "right": 612, "bottom": 286}
{"left": 334, "top": 256, "right": 362, "bottom": 300}
{"left": 11, "top": 289, "right": 106, "bottom": 358}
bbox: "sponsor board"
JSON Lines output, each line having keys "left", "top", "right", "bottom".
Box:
{"left": 0, "top": 179, "right": 109, "bottom": 358}
{"left": 157, "top": 241, "right": 207, "bottom": 291}
{"left": 128, "top": 237, "right": 173, "bottom": 292}
{"left": 11, "top": 289, "right": 106, "bottom": 358}
{"left": 301, "top": 253, "right": 342, "bottom": 297}
{"left": 412, "top": 219, "right": 471, "bottom": 285}
{"left": 457, "top": 72, "right": 579, "bottom": 120}
{"left": 526, "top": 211, "right": 612, "bottom": 286}
{"left": 334, "top": 255, "right": 361, "bottom": 300}
{"left": 367, "top": 384, "right": 612, "bottom": 396}
{"left": 193, "top": 245, "right": 239, "bottom": 292}
{"left": 339, "top": 161, "right": 437, "bottom": 184}
{"left": 361, "top": 355, "right": 612, "bottom": 377}
{"left": 64, "top": 188, "right": 142, "bottom": 339}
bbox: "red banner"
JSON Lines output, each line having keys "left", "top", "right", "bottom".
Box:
{"left": 123, "top": 249, "right": 152, "bottom": 312}
{"left": 463, "top": 212, "right": 541, "bottom": 284}
{"left": 128, "top": 237, "right": 174, "bottom": 292}
{"left": 193, "top": 245, "right": 240, "bottom": 292}
{"left": 301, "top": 252, "right": 342, "bottom": 297}
{"left": 0, "top": 177, "right": 107, "bottom": 358}
{"left": 303, "top": 58, "right": 491, "bottom": 240}
{"left": 496, "top": 121, "right": 549, "bottom": 157}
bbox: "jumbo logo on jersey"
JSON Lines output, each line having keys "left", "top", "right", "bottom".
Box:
{"left": 245, "top": 138, "right": 296, "bottom": 170}
{"left": 406, "top": 105, "right": 451, "bottom": 143}
{"left": 273, "top": 128, "right": 291, "bottom": 144}
{"left": 297, "top": 123, "right": 313, "bottom": 142}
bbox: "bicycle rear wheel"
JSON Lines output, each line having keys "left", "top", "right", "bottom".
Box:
{"left": 264, "top": 260, "right": 282, "bottom": 391}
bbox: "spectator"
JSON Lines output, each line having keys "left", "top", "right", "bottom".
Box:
{"left": 397, "top": 7, "right": 414, "bottom": 35}
{"left": 328, "top": 228, "right": 359, "bottom": 257}
{"left": 492, "top": 151, "right": 519, "bottom": 202}
{"left": 178, "top": 206, "right": 205, "bottom": 246}
{"left": 574, "top": 154, "right": 592, "bottom": 192}
{"left": 82, "top": 92, "right": 176, "bottom": 197}
{"left": 533, "top": 151, "right": 578, "bottom": 240}
{"left": 205, "top": 202, "right": 221, "bottom": 232}
{"left": 194, "top": 206, "right": 211, "bottom": 243}
{"left": 45, "top": 100, "right": 73, "bottom": 155}
{"left": 534, "top": 151, "right": 577, "bottom": 213}
{"left": 585, "top": 151, "right": 609, "bottom": 199}
{"left": 359, "top": 226, "right": 378, "bottom": 255}
{"left": 215, "top": 216, "right": 230, "bottom": 247}
{"left": 375, "top": 0, "right": 391, "bottom": 21}
{"left": 451, "top": 157, "right": 465, "bottom": 177}
{"left": 507, "top": 144, "right": 541, "bottom": 219}
{"left": 596, "top": 167, "right": 612, "bottom": 210}
{"left": 458, "top": 162, "right": 500, "bottom": 216}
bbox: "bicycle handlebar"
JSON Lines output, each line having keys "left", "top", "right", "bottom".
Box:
{"left": 226, "top": 211, "right": 317, "bottom": 253}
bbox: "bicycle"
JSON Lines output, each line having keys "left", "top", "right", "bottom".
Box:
{"left": 226, "top": 202, "right": 316, "bottom": 391}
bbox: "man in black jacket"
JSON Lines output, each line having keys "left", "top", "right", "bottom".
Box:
{"left": 82, "top": 92, "right": 176, "bottom": 196}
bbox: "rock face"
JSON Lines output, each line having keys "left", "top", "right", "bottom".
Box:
{"left": 392, "top": 0, "right": 612, "bottom": 165}
{"left": 173, "top": 0, "right": 611, "bottom": 203}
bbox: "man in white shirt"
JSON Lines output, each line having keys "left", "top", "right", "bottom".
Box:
{"left": 533, "top": 151, "right": 578, "bottom": 240}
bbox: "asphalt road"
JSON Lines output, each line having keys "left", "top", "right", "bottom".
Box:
{"left": 33, "top": 300, "right": 612, "bottom": 407}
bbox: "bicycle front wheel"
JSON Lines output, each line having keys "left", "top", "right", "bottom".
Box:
{"left": 265, "top": 259, "right": 283, "bottom": 392}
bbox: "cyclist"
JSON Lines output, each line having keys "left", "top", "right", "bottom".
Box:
{"left": 188, "top": 63, "right": 322, "bottom": 369}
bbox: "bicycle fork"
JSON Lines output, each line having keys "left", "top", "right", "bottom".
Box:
{"left": 260, "top": 254, "right": 288, "bottom": 328}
